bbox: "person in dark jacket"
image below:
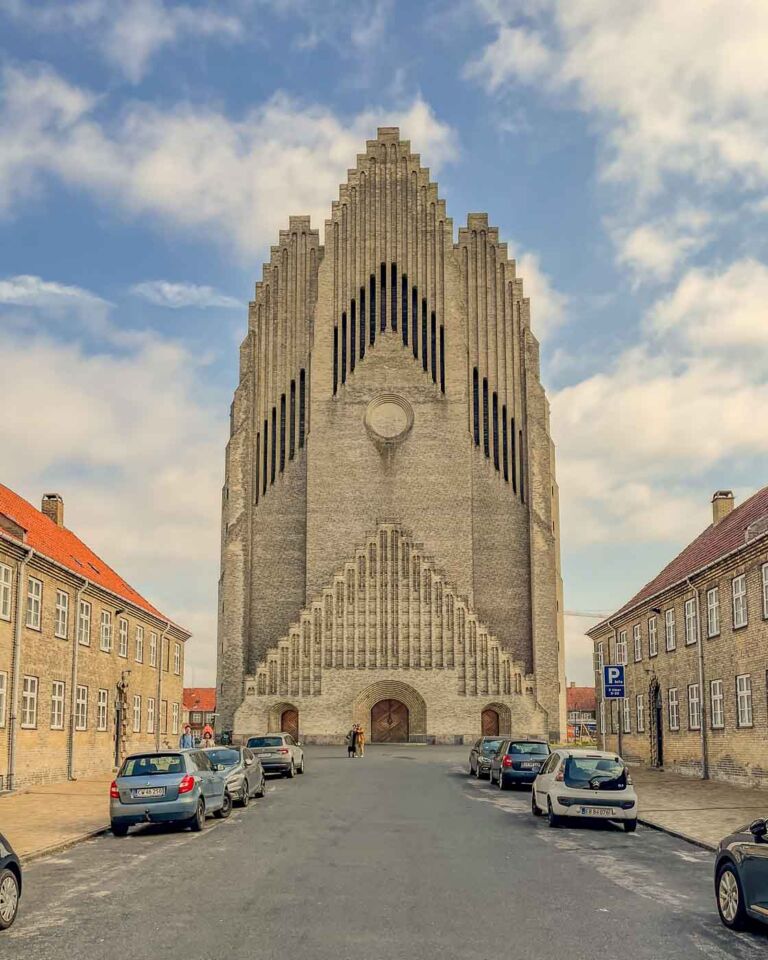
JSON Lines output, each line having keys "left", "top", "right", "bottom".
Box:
{"left": 346, "top": 727, "right": 357, "bottom": 758}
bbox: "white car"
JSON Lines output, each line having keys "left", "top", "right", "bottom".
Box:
{"left": 531, "top": 748, "right": 638, "bottom": 832}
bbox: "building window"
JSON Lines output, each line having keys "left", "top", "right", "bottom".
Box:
{"left": 710, "top": 679, "right": 724, "bottom": 729}
{"left": 136, "top": 625, "right": 144, "bottom": 662}
{"left": 21, "top": 676, "right": 38, "bottom": 728}
{"left": 51, "top": 680, "right": 65, "bottom": 729}
{"left": 648, "top": 616, "right": 658, "bottom": 656}
{"left": 482, "top": 378, "right": 490, "bottom": 458}
{"left": 97, "top": 689, "right": 108, "bottom": 731}
{"left": 762, "top": 564, "right": 768, "bottom": 619}
{"left": 633, "top": 624, "right": 642, "bottom": 662}
{"left": 150, "top": 631, "right": 158, "bottom": 667}
{"left": 191, "top": 711, "right": 202, "bottom": 724}
{"left": 133, "top": 695, "right": 141, "bottom": 733}
{"left": 736, "top": 674, "right": 753, "bottom": 727}
{"left": 100, "top": 610, "right": 112, "bottom": 652}
{"left": 0, "top": 563, "right": 11, "bottom": 621}
{"left": 595, "top": 642, "right": 605, "bottom": 672}
{"left": 26, "top": 577, "right": 42, "bottom": 630}
{"left": 118, "top": 618, "right": 128, "bottom": 658}
{"left": 668, "top": 687, "right": 680, "bottom": 730}
{"left": 174, "top": 642, "right": 181, "bottom": 675}
{"left": 0, "top": 672, "right": 6, "bottom": 727}
{"left": 147, "top": 697, "right": 156, "bottom": 733}
{"left": 299, "top": 369, "right": 306, "bottom": 448}
{"left": 684, "top": 598, "right": 698, "bottom": 645}
{"left": 732, "top": 574, "right": 748, "bottom": 628}
{"left": 636, "top": 694, "right": 645, "bottom": 732}
{"left": 55, "top": 589, "right": 69, "bottom": 639}
{"left": 78, "top": 599, "right": 91, "bottom": 645}
{"left": 665, "top": 608, "right": 676, "bottom": 651}
{"left": 616, "top": 630, "right": 627, "bottom": 666}
{"left": 688, "top": 683, "right": 701, "bottom": 730}
{"left": 622, "top": 697, "right": 631, "bottom": 733}
{"left": 707, "top": 586, "right": 720, "bottom": 637}
{"left": 172, "top": 702, "right": 180, "bottom": 735}
{"left": 161, "top": 699, "right": 168, "bottom": 735}
{"left": 472, "top": 368, "right": 480, "bottom": 446}
{"left": 75, "top": 685, "right": 88, "bottom": 730}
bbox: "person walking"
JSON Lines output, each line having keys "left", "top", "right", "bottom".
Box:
{"left": 201, "top": 729, "right": 215, "bottom": 748}
{"left": 356, "top": 725, "right": 366, "bottom": 758}
{"left": 179, "top": 724, "right": 195, "bottom": 749}
{"left": 346, "top": 726, "right": 357, "bottom": 758}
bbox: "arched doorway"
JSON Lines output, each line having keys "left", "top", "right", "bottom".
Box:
{"left": 481, "top": 708, "right": 500, "bottom": 736}
{"left": 281, "top": 708, "right": 299, "bottom": 741}
{"left": 649, "top": 680, "right": 663, "bottom": 768}
{"left": 371, "top": 699, "right": 409, "bottom": 742}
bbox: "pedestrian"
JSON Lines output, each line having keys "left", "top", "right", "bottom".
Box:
{"left": 346, "top": 726, "right": 356, "bottom": 758}
{"left": 179, "top": 724, "right": 195, "bottom": 749}
{"left": 356, "top": 725, "right": 366, "bottom": 758}
{"left": 201, "top": 729, "right": 215, "bottom": 748}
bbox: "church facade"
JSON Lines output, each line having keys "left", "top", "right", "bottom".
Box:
{"left": 217, "top": 128, "right": 565, "bottom": 744}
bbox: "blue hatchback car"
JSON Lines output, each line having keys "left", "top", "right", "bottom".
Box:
{"left": 110, "top": 750, "right": 231, "bottom": 836}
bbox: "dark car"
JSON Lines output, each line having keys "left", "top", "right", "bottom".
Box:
{"left": 203, "top": 746, "right": 266, "bottom": 806}
{"left": 489, "top": 739, "right": 550, "bottom": 789}
{"left": 0, "top": 832, "right": 21, "bottom": 930}
{"left": 468, "top": 736, "right": 505, "bottom": 779}
{"left": 715, "top": 817, "right": 768, "bottom": 930}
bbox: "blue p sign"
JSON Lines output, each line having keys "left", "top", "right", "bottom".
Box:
{"left": 603, "top": 665, "right": 625, "bottom": 699}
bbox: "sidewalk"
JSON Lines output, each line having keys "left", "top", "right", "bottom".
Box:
{"left": 634, "top": 766, "right": 768, "bottom": 849}
{"left": 0, "top": 776, "right": 112, "bottom": 862}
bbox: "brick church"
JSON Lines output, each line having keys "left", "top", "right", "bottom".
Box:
{"left": 217, "top": 128, "right": 565, "bottom": 744}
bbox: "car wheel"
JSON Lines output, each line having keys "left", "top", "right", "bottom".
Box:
{"left": 240, "top": 784, "right": 250, "bottom": 808}
{"left": 215, "top": 790, "right": 233, "bottom": 819}
{"left": 717, "top": 863, "right": 748, "bottom": 930}
{"left": 623, "top": 818, "right": 637, "bottom": 833}
{"left": 531, "top": 791, "right": 542, "bottom": 817}
{"left": 298, "top": 755, "right": 305, "bottom": 774}
{"left": 0, "top": 868, "right": 20, "bottom": 930}
{"left": 498, "top": 773, "right": 508, "bottom": 791}
{"left": 547, "top": 799, "right": 561, "bottom": 828}
{"left": 255, "top": 777, "right": 266, "bottom": 798}
{"left": 285, "top": 761, "right": 296, "bottom": 779}
{"left": 111, "top": 821, "right": 129, "bottom": 837}
{"left": 190, "top": 799, "right": 205, "bottom": 831}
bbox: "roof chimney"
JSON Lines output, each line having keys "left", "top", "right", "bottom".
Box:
{"left": 41, "top": 493, "right": 64, "bottom": 527}
{"left": 712, "top": 490, "right": 734, "bottom": 525}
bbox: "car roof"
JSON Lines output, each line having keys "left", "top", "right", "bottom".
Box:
{"left": 124, "top": 750, "right": 184, "bottom": 758}
{"left": 555, "top": 748, "right": 622, "bottom": 759}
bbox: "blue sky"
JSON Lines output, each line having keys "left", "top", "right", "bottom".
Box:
{"left": 2, "top": 0, "right": 767, "bottom": 686}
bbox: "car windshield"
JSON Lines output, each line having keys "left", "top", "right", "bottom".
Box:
{"left": 247, "top": 737, "right": 283, "bottom": 748}
{"left": 508, "top": 742, "right": 549, "bottom": 756}
{"left": 481, "top": 739, "right": 504, "bottom": 755}
{"left": 206, "top": 748, "right": 241, "bottom": 768}
{"left": 564, "top": 756, "right": 627, "bottom": 790}
{"left": 120, "top": 754, "right": 184, "bottom": 777}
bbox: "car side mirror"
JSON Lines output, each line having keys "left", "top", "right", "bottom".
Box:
{"left": 749, "top": 818, "right": 768, "bottom": 840}
{"left": 244, "top": 757, "right": 252, "bottom": 766}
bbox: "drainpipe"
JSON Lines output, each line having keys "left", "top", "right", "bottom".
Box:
{"left": 67, "top": 577, "right": 89, "bottom": 781}
{"left": 155, "top": 621, "right": 171, "bottom": 750}
{"left": 7, "top": 546, "right": 33, "bottom": 792}
{"left": 687, "top": 577, "right": 709, "bottom": 780}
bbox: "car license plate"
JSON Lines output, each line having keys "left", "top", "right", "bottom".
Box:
{"left": 134, "top": 787, "right": 165, "bottom": 798}
{"left": 255, "top": 751, "right": 274, "bottom": 757}
{"left": 520, "top": 762, "right": 538, "bottom": 769}
{"left": 580, "top": 806, "right": 612, "bottom": 817}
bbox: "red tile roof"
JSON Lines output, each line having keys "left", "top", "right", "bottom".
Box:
{"left": 183, "top": 688, "right": 216, "bottom": 712}
{"left": 567, "top": 686, "right": 596, "bottom": 712}
{"left": 0, "top": 483, "right": 184, "bottom": 629}
{"left": 592, "top": 485, "right": 768, "bottom": 633}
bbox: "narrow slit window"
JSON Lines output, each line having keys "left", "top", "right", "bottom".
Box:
{"left": 519, "top": 428, "right": 525, "bottom": 502}
{"left": 439, "top": 325, "right": 445, "bottom": 393}
{"left": 262, "top": 418, "right": 268, "bottom": 494}
{"left": 341, "top": 312, "right": 347, "bottom": 385}
{"left": 270, "top": 407, "right": 277, "bottom": 484}
{"left": 391, "top": 263, "right": 397, "bottom": 330}
{"left": 430, "top": 312, "right": 437, "bottom": 382}
{"left": 502, "top": 405, "right": 509, "bottom": 481}
{"left": 412, "top": 287, "right": 418, "bottom": 357}
{"left": 369, "top": 275, "right": 376, "bottom": 345}
{"left": 279, "top": 393, "right": 286, "bottom": 472}
{"left": 350, "top": 301, "right": 356, "bottom": 371}
{"left": 380, "top": 263, "right": 387, "bottom": 332}
{"left": 255, "top": 432, "right": 260, "bottom": 503}
{"left": 333, "top": 327, "right": 338, "bottom": 395}
{"left": 359, "top": 287, "right": 366, "bottom": 359}
{"left": 510, "top": 417, "right": 517, "bottom": 493}
{"left": 299, "top": 370, "right": 306, "bottom": 448}
{"left": 492, "top": 392, "right": 499, "bottom": 470}
{"left": 421, "top": 299, "right": 428, "bottom": 371}
{"left": 482, "top": 378, "right": 489, "bottom": 458}
{"left": 289, "top": 380, "right": 296, "bottom": 460}
{"left": 402, "top": 276, "right": 408, "bottom": 345}
{"left": 472, "top": 368, "right": 480, "bottom": 446}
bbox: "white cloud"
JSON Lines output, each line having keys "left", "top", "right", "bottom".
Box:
{"left": 514, "top": 247, "right": 567, "bottom": 341}
{"left": 464, "top": 25, "right": 552, "bottom": 90}
{"left": 0, "top": 273, "right": 113, "bottom": 337}
{"left": 0, "top": 65, "right": 457, "bottom": 257}
{"left": 614, "top": 208, "right": 713, "bottom": 285}
{"left": 131, "top": 281, "right": 241, "bottom": 309}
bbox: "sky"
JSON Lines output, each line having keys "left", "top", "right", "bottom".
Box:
{"left": 1, "top": 0, "right": 767, "bottom": 689}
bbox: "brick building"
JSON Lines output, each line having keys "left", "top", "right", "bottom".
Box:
{"left": 182, "top": 687, "right": 216, "bottom": 740}
{"left": 589, "top": 487, "right": 768, "bottom": 788}
{"left": 218, "top": 128, "right": 565, "bottom": 744}
{"left": 566, "top": 683, "right": 596, "bottom": 741}
{"left": 0, "top": 485, "right": 190, "bottom": 789}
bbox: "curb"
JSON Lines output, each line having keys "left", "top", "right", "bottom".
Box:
{"left": 638, "top": 816, "right": 716, "bottom": 852}
{"left": 21, "top": 825, "right": 111, "bottom": 865}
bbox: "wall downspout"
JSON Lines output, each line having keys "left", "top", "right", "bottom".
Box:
{"left": 67, "top": 577, "right": 89, "bottom": 781}
{"left": 155, "top": 621, "right": 171, "bottom": 750}
{"left": 7, "top": 547, "right": 33, "bottom": 792}
{"left": 687, "top": 577, "right": 709, "bottom": 780}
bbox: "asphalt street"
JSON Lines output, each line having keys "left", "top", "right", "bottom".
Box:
{"left": 6, "top": 746, "right": 767, "bottom": 960}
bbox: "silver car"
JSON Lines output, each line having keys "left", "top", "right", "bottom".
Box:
{"left": 204, "top": 746, "right": 266, "bottom": 806}
{"left": 109, "top": 750, "right": 231, "bottom": 835}
{"left": 245, "top": 734, "right": 305, "bottom": 777}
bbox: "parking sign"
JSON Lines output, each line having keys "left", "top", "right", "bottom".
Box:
{"left": 603, "top": 665, "right": 625, "bottom": 699}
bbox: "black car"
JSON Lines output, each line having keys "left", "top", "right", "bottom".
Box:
{"left": 468, "top": 736, "right": 505, "bottom": 779}
{"left": 489, "top": 739, "right": 550, "bottom": 789}
{"left": 0, "top": 832, "right": 21, "bottom": 930}
{"left": 715, "top": 817, "right": 768, "bottom": 931}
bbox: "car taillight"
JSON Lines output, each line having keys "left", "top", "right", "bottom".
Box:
{"left": 502, "top": 756, "right": 514, "bottom": 767}
{"left": 555, "top": 769, "right": 564, "bottom": 781}
{"left": 109, "top": 780, "right": 119, "bottom": 798}
{"left": 626, "top": 772, "right": 633, "bottom": 786}
{"left": 178, "top": 774, "right": 195, "bottom": 794}
{"left": 278, "top": 748, "right": 290, "bottom": 754}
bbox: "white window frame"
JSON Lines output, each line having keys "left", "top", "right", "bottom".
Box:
{"left": 135, "top": 625, "right": 144, "bottom": 663}
{"left": 684, "top": 598, "right": 697, "bottom": 645}
{"left": 762, "top": 564, "right": 768, "bottom": 620}
{"left": 161, "top": 699, "right": 168, "bottom": 735}
{"left": 736, "top": 674, "right": 753, "bottom": 727}
{"left": 595, "top": 642, "right": 605, "bottom": 672}
{"left": 21, "top": 675, "right": 38, "bottom": 728}
{"left": 100, "top": 610, "right": 113, "bottom": 652}
{"left": 172, "top": 702, "right": 180, "bottom": 735}
{"left": 118, "top": 617, "right": 128, "bottom": 658}
{"left": 732, "top": 574, "right": 748, "bottom": 629}
{"left": 0, "top": 671, "right": 6, "bottom": 727}
{"left": 668, "top": 687, "right": 680, "bottom": 730}
{"left": 26, "top": 577, "right": 42, "bottom": 630}
{"left": 132, "top": 695, "right": 141, "bottom": 733}
{"left": 636, "top": 694, "right": 645, "bottom": 733}
{"left": 78, "top": 599, "right": 92, "bottom": 646}
{"left": 710, "top": 679, "right": 724, "bottom": 729}
{"left": 174, "top": 642, "right": 181, "bottom": 675}
{"left": 0, "top": 563, "right": 12, "bottom": 621}
{"left": 616, "top": 630, "right": 628, "bottom": 666}
{"left": 632, "top": 624, "right": 642, "bottom": 662}
{"left": 665, "top": 608, "right": 676, "bottom": 651}
{"left": 648, "top": 616, "right": 658, "bottom": 657}
{"left": 147, "top": 697, "right": 156, "bottom": 733}
{"left": 707, "top": 586, "right": 720, "bottom": 637}
{"left": 55, "top": 589, "right": 69, "bottom": 639}
{"left": 75, "top": 685, "right": 88, "bottom": 730}
{"left": 97, "top": 689, "right": 108, "bottom": 731}
{"left": 622, "top": 696, "right": 631, "bottom": 733}
{"left": 51, "top": 680, "right": 65, "bottom": 729}
{"left": 149, "top": 631, "right": 158, "bottom": 668}
{"left": 688, "top": 683, "right": 701, "bottom": 730}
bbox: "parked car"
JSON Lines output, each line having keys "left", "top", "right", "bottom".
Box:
{"left": 245, "top": 734, "right": 305, "bottom": 777}
{"left": 468, "top": 736, "right": 505, "bottom": 779}
{"left": 531, "top": 748, "right": 638, "bottom": 832}
{"left": 489, "top": 739, "right": 550, "bottom": 789}
{"left": 0, "top": 833, "right": 21, "bottom": 930}
{"left": 110, "top": 750, "right": 232, "bottom": 836}
{"left": 204, "top": 746, "right": 266, "bottom": 806}
{"left": 715, "top": 817, "right": 768, "bottom": 930}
